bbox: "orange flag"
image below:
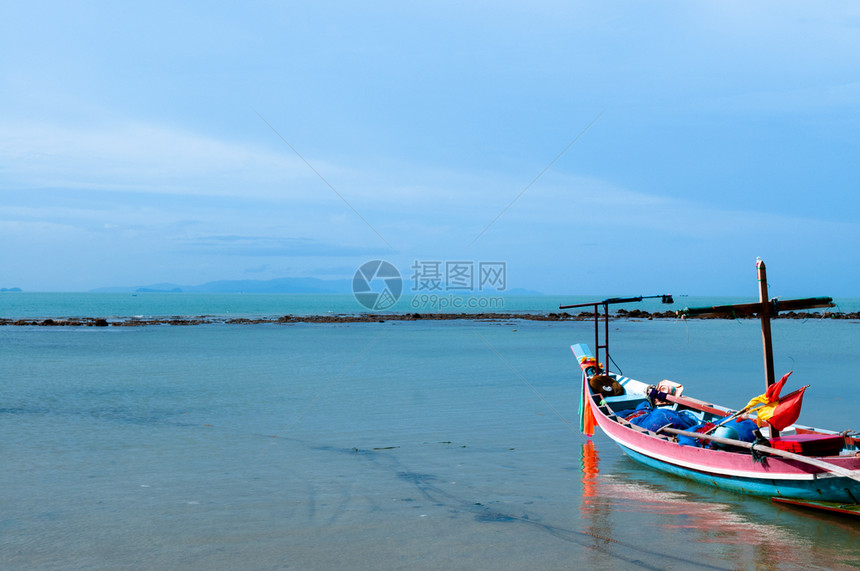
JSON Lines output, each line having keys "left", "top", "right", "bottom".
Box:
{"left": 580, "top": 380, "right": 597, "bottom": 437}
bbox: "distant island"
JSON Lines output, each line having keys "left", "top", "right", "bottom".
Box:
{"left": 1, "top": 287, "right": 22, "bottom": 292}
{"left": 91, "top": 277, "right": 354, "bottom": 294}
{"left": 90, "top": 277, "right": 542, "bottom": 295}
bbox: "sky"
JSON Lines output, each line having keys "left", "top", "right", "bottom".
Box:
{"left": 1, "top": 1, "right": 858, "bottom": 296}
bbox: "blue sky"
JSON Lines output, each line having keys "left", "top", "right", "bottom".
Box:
{"left": 1, "top": 2, "right": 858, "bottom": 296}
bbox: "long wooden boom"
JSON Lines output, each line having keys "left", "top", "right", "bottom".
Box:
{"left": 678, "top": 296, "right": 834, "bottom": 318}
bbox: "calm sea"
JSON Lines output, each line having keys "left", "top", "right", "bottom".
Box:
{"left": 1, "top": 294, "right": 858, "bottom": 570}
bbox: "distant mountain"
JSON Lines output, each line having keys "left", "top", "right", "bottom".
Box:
{"left": 1, "top": 287, "right": 22, "bottom": 292}
{"left": 91, "top": 277, "right": 353, "bottom": 294}
{"left": 90, "top": 279, "right": 542, "bottom": 295}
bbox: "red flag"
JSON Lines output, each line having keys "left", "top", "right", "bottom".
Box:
{"left": 766, "top": 371, "right": 792, "bottom": 401}
{"left": 744, "top": 371, "right": 797, "bottom": 424}
{"left": 767, "top": 386, "right": 808, "bottom": 431}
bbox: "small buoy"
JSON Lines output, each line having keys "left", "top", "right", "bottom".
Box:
{"left": 713, "top": 425, "right": 740, "bottom": 449}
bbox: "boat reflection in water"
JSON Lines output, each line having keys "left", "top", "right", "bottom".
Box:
{"left": 577, "top": 441, "right": 858, "bottom": 569}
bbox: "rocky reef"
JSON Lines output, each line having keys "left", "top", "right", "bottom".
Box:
{"left": 0, "top": 309, "right": 857, "bottom": 327}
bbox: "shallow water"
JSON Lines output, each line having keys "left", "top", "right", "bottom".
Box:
{"left": 1, "top": 319, "right": 857, "bottom": 569}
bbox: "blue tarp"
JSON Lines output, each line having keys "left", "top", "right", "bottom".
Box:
{"left": 629, "top": 407, "right": 697, "bottom": 432}
{"left": 617, "top": 402, "right": 759, "bottom": 448}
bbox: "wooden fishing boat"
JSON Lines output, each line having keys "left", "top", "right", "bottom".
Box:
{"left": 771, "top": 497, "right": 860, "bottom": 519}
{"left": 564, "top": 259, "right": 860, "bottom": 506}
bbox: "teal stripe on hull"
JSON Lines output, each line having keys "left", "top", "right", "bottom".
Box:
{"left": 619, "top": 445, "right": 860, "bottom": 504}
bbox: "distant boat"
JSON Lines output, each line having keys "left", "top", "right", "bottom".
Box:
{"left": 564, "top": 259, "right": 859, "bottom": 511}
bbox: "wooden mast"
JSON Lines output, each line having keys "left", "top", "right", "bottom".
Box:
{"left": 756, "top": 258, "right": 776, "bottom": 389}
{"left": 756, "top": 258, "right": 778, "bottom": 436}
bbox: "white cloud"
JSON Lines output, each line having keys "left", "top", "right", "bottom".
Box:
{"left": 1, "top": 1, "right": 858, "bottom": 292}
{"left": 0, "top": 120, "right": 342, "bottom": 199}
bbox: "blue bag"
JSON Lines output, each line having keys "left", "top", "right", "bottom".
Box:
{"left": 629, "top": 408, "right": 696, "bottom": 432}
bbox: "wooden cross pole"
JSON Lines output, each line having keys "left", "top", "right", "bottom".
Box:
{"left": 677, "top": 259, "right": 835, "bottom": 436}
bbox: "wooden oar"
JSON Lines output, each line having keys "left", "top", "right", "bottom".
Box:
{"left": 657, "top": 426, "right": 860, "bottom": 482}
{"left": 658, "top": 392, "right": 732, "bottom": 418}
